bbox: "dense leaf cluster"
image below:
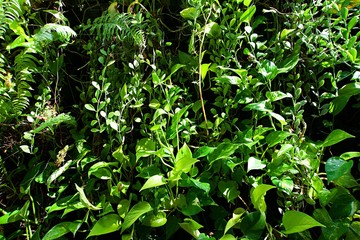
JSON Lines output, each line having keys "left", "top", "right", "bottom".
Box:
{"left": 0, "top": 0, "right": 360, "bottom": 239}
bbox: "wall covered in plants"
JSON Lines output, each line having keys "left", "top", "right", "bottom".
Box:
{"left": 0, "top": 0, "right": 359, "bottom": 239}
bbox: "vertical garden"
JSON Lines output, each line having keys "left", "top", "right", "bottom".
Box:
{"left": 0, "top": 0, "right": 359, "bottom": 239}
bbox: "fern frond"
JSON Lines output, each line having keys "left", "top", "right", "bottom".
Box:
{"left": 34, "top": 24, "right": 76, "bottom": 44}
{"left": 86, "top": 13, "right": 146, "bottom": 47}
{"left": 4, "top": 0, "right": 23, "bottom": 23}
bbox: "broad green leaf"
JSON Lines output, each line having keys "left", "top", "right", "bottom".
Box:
{"left": 193, "top": 146, "right": 215, "bottom": 158}
{"left": 117, "top": 199, "right": 130, "bottom": 218}
{"left": 204, "top": 22, "right": 221, "bottom": 38}
{"left": 87, "top": 214, "right": 121, "bottom": 238}
{"left": 47, "top": 160, "right": 72, "bottom": 188}
{"left": 239, "top": 6, "right": 256, "bottom": 24}
{"left": 218, "top": 180, "right": 240, "bottom": 202}
{"left": 330, "top": 96, "right": 350, "bottom": 115}
{"left": 0, "top": 210, "right": 21, "bottom": 224}
{"left": 169, "top": 105, "right": 191, "bottom": 139}
{"left": 0, "top": 201, "right": 30, "bottom": 224}
{"left": 280, "top": 29, "right": 295, "bottom": 39}
{"left": 340, "top": 151, "right": 360, "bottom": 160}
{"left": 326, "top": 157, "right": 353, "bottom": 182}
{"left": 180, "top": 7, "right": 198, "bottom": 20}
{"left": 277, "top": 53, "right": 299, "bottom": 74}
{"left": 165, "top": 64, "right": 185, "bottom": 81}
{"left": 88, "top": 162, "right": 117, "bottom": 180}
{"left": 348, "top": 16, "right": 358, "bottom": 30}
{"left": 136, "top": 138, "right": 156, "bottom": 160}
{"left": 346, "top": 221, "right": 360, "bottom": 239}
{"left": 141, "top": 212, "right": 167, "bottom": 227}
{"left": 174, "top": 143, "right": 198, "bottom": 173}
{"left": 247, "top": 157, "right": 266, "bottom": 172}
{"left": 269, "top": 111, "right": 287, "bottom": 125}
{"left": 224, "top": 208, "right": 246, "bottom": 234}
{"left": 75, "top": 184, "right": 101, "bottom": 210}
{"left": 250, "top": 184, "right": 275, "bottom": 212}
{"left": 220, "top": 234, "right": 236, "bottom": 240}
{"left": 179, "top": 218, "right": 203, "bottom": 239}
{"left": 266, "top": 91, "right": 292, "bottom": 102}
{"left": 321, "top": 129, "right": 355, "bottom": 147}
{"left": 140, "top": 175, "right": 167, "bottom": 191}
{"left": 271, "top": 176, "right": 294, "bottom": 195}
{"left": 112, "top": 146, "right": 129, "bottom": 163}
{"left": 243, "top": 0, "right": 252, "bottom": 7}
{"left": 266, "top": 131, "right": 292, "bottom": 147}
{"left": 121, "top": 202, "right": 152, "bottom": 233}
{"left": 201, "top": 63, "right": 211, "bottom": 80}
{"left": 43, "top": 221, "right": 82, "bottom": 240}
{"left": 282, "top": 211, "right": 326, "bottom": 234}
{"left": 84, "top": 104, "right": 96, "bottom": 112}
{"left": 240, "top": 211, "right": 266, "bottom": 239}
{"left": 259, "top": 60, "right": 278, "bottom": 81}
{"left": 208, "top": 142, "right": 239, "bottom": 165}
{"left": 329, "top": 187, "right": 358, "bottom": 219}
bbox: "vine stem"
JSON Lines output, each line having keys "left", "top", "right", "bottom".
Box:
{"left": 198, "top": 7, "right": 212, "bottom": 136}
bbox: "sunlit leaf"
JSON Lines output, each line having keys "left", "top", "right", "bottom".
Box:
{"left": 180, "top": 7, "right": 198, "bottom": 20}
{"left": 250, "top": 184, "right": 275, "bottom": 212}
{"left": 121, "top": 202, "right": 152, "bottom": 233}
{"left": 283, "top": 211, "right": 325, "bottom": 234}
{"left": 325, "top": 157, "right": 353, "bottom": 182}
{"left": 140, "top": 175, "right": 167, "bottom": 191}
{"left": 87, "top": 214, "right": 121, "bottom": 238}
{"left": 224, "top": 208, "right": 246, "bottom": 234}
{"left": 321, "top": 129, "right": 355, "bottom": 147}
{"left": 179, "top": 218, "right": 203, "bottom": 239}
{"left": 75, "top": 184, "right": 101, "bottom": 210}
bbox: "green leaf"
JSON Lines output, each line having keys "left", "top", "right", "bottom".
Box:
{"left": 250, "top": 184, "right": 275, "bottom": 212}
{"left": 239, "top": 6, "right": 256, "bottom": 24}
{"left": 266, "top": 131, "right": 292, "bottom": 147}
{"left": 271, "top": 176, "right": 294, "bottom": 195}
{"left": 204, "top": 22, "right": 221, "bottom": 38}
{"left": 75, "top": 184, "right": 101, "bottom": 210}
{"left": 340, "top": 151, "right": 360, "bottom": 160}
{"left": 43, "top": 221, "right": 82, "bottom": 240}
{"left": 140, "top": 175, "right": 167, "bottom": 191}
{"left": 179, "top": 218, "right": 203, "bottom": 239}
{"left": 218, "top": 180, "right": 240, "bottom": 202}
{"left": 224, "top": 208, "right": 246, "bottom": 234}
{"left": 259, "top": 60, "right": 278, "bottom": 81}
{"left": 121, "top": 202, "right": 152, "bottom": 233}
{"left": 240, "top": 211, "right": 266, "bottom": 239}
{"left": 87, "top": 214, "right": 121, "bottom": 238}
{"left": 321, "top": 129, "right": 355, "bottom": 148}
{"left": 326, "top": 157, "right": 353, "bottom": 182}
{"left": 141, "top": 212, "right": 167, "bottom": 227}
{"left": 180, "top": 7, "right": 198, "bottom": 20}
{"left": 247, "top": 157, "right": 266, "bottom": 172}
{"left": 84, "top": 104, "right": 96, "bottom": 112}
{"left": 277, "top": 53, "right": 299, "bottom": 74}
{"left": 31, "top": 113, "right": 76, "bottom": 134}
{"left": 47, "top": 160, "right": 72, "bottom": 188}
{"left": 280, "top": 29, "right": 296, "bottom": 40}
{"left": 174, "top": 143, "right": 198, "bottom": 173}
{"left": 136, "top": 138, "right": 156, "bottom": 160}
{"left": 220, "top": 234, "right": 236, "bottom": 240}
{"left": 266, "top": 91, "right": 292, "bottom": 102}
{"left": 208, "top": 142, "right": 239, "bottom": 165}
{"left": 282, "top": 211, "right": 326, "bottom": 234}
{"left": 117, "top": 199, "right": 130, "bottom": 218}
{"left": 243, "top": 0, "right": 252, "bottom": 7}
{"left": 201, "top": 63, "right": 211, "bottom": 80}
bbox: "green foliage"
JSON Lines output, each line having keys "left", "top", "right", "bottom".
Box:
{"left": 0, "top": 0, "right": 360, "bottom": 239}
